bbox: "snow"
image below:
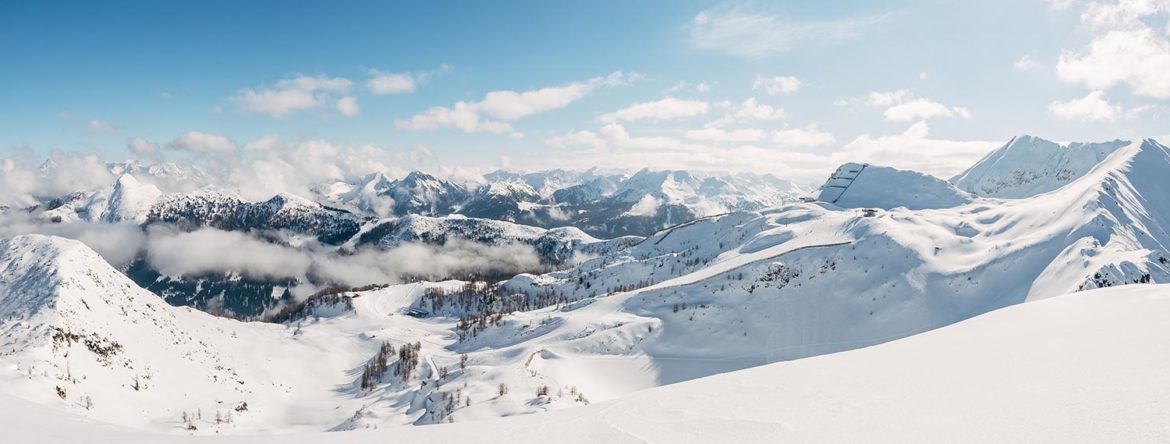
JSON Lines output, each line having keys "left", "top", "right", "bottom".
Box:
{"left": 951, "top": 135, "right": 1130, "bottom": 198}
{"left": 818, "top": 162, "right": 972, "bottom": 210}
{"left": 103, "top": 174, "right": 163, "bottom": 223}
{"left": 6, "top": 284, "right": 1170, "bottom": 443}
{"left": 3, "top": 136, "right": 1170, "bottom": 441}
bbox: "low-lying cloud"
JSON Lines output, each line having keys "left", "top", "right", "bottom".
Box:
{"left": 146, "top": 227, "right": 544, "bottom": 288}
{"left": 1, "top": 216, "right": 546, "bottom": 299}
{"left": 0, "top": 212, "right": 146, "bottom": 267}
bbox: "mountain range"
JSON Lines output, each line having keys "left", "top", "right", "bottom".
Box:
{"left": 1, "top": 135, "right": 1168, "bottom": 437}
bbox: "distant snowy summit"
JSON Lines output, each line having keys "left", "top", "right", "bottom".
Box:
{"left": 951, "top": 135, "right": 1132, "bottom": 198}
{"left": 317, "top": 168, "right": 804, "bottom": 237}
{"left": 817, "top": 135, "right": 1164, "bottom": 210}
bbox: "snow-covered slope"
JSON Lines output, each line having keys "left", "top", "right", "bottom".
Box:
{"left": 0, "top": 235, "right": 345, "bottom": 432}
{"left": 4, "top": 136, "right": 1170, "bottom": 440}
{"left": 102, "top": 174, "right": 163, "bottom": 223}
{"left": 0, "top": 235, "right": 482, "bottom": 434}
{"left": 817, "top": 162, "right": 971, "bottom": 210}
{"left": 8, "top": 284, "right": 1170, "bottom": 443}
{"left": 35, "top": 174, "right": 162, "bottom": 224}
{"left": 951, "top": 135, "right": 1130, "bottom": 198}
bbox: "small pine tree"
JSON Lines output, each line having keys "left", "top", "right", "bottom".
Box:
{"left": 497, "top": 383, "right": 508, "bottom": 396}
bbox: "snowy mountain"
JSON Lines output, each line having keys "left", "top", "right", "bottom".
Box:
{"left": 951, "top": 135, "right": 1131, "bottom": 198}
{"left": 3, "top": 135, "right": 1170, "bottom": 439}
{"left": 317, "top": 168, "right": 804, "bottom": 238}
{"left": 147, "top": 189, "right": 366, "bottom": 245}
{"left": 33, "top": 173, "right": 163, "bottom": 224}
{"left": 817, "top": 162, "right": 972, "bottom": 210}
{"left": 0, "top": 235, "right": 360, "bottom": 433}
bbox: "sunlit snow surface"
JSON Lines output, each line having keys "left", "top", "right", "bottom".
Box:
{"left": 2, "top": 138, "right": 1170, "bottom": 441}
{"left": 6, "top": 284, "right": 1170, "bottom": 443}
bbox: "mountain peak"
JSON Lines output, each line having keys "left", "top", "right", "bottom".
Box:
{"left": 818, "top": 162, "right": 970, "bottom": 210}
{"left": 951, "top": 136, "right": 1132, "bottom": 198}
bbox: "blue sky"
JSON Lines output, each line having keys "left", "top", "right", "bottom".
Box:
{"left": 2, "top": 0, "right": 1167, "bottom": 182}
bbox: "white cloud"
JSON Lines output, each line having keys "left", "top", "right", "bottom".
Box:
{"left": 753, "top": 75, "right": 802, "bottom": 95}
{"left": 598, "top": 122, "right": 630, "bottom": 141}
{"left": 1054, "top": 1, "right": 1170, "bottom": 98}
{"left": 149, "top": 227, "right": 544, "bottom": 285}
{"left": 545, "top": 129, "right": 608, "bottom": 150}
{"left": 598, "top": 97, "right": 710, "bottom": 123}
{"left": 398, "top": 71, "right": 634, "bottom": 137}
{"left": 396, "top": 101, "right": 521, "bottom": 138}
{"left": 479, "top": 83, "right": 595, "bottom": 120}
{"left": 772, "top": 126, "right": 837, "bottom": 148}
{"left": 86, "top": 119, "right": 114, "bottom": 133}
{"left": 624, "top": 194, "right": 660, "bottom": 217}
{"left": 1081, "top": 0, "right": 1169, "bottom": 28}
{"left": 126, "top": 137, "right": 160, "bottom": 156}
{"left": 840, "top": 122, "right": 999, "bottom": 178}
{"left": 840, "top": 90, "right": 970, "bottom": 121}
{"left": 0, "top": 213, "right": 146, "bottom": 267}
{"left": 408, "top": 145, "right": 434, "bottom": 164}
{"left": 690, "top": 5, "right": 883, "bottom": 58}
{"left": 866, "top": 90, "right": 911, "bottom": 107}
{"left": 243, "top": 134, "right": 282, "bottom": 151}
{"left": 0, "top": 153, "right": 115, "bottom": 208}
{"left": 1014, "top": 54, "right": 1040, "bottom": 71}
{"left": 685, "top": 127, "right": 768, "bottom": 143}
{"left": 230, "top": 74, "right": 354, "bottom": 118}
{"left": 146, "top": 227, "right": 314, "bottom": 279}
{"left": 336, "top": 96, "right": 360, "bottom": 117}
{"left": 1057, "top": 28, "right": 1170, "bottom": 99}
{"left": 544, "top": 123, "right": 702, "bottom": 153}
{"left": 533, "top": 121, "right": 993, "bottom": 184}
{"left": 885, "top": 98, "right": 971, "bottom": 122}
{"left": 166, "top": 131, "right": 238, "bottom": 155}
{"left": 224, "top": 139, "right": 397, "bottom": 201}
{"left": 1048, "top": 90, "right": 1122, "bottom": 121}
{"left": 367, "top": 71, "right": 416, "bottom": 94}
{"left": 367, "top": 64, "right": 452, "bottom": 95}
{"left": 704, "top": 98, "right": 789, "bottom": 128}
{"left": 667, "top": 81, "right": 712, "bottom": 94}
